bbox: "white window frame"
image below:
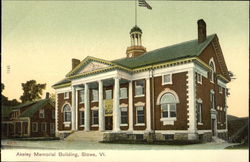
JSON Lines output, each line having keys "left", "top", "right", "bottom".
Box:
{"left": 79, "top": 89, "right": 85, "bottom": 103}
{"left": 196, "top": 73, "right": 202, "bottom": 84}
{"left": 219, "top": 86, "right": 223, "bottom": 94}
{"left": 196, "top": 99, "right": 203, "bottom": 125}
{"left": 64, "top": 92, "right": 69, "bottom": 99}
{"left": 209, "top": 58, "right": 216, "bottom": 84}
{"left": 92, "top": 89, "right": 98, "bottom": 102}
{"left": 119, "top": 87, "right": 128, "bottom": 99}
{"left": 32, "top": 122, "right": 38, "bottom": 132}
{"left": 135, "top": 80, "right": 145, "bottom": 97}
{"left": 105, "top": 89, "right": 112, "bottom": 99}
{"left": 39, "top": 109, "right": 45, "bottom": 118}
{"left": 92, "top": 109, "right": 99, "bottom": 126}
{"left": 41, "top": 122, "right": 47, "bottom": 132}
{"left": 80, "top": 110, "right": 85, "bottom": 127}
{"left": 162, "top": 74, "right": 172, "bottom": 85}
{"left": 135, "top": 106, "right": 145, "bottom": 126}
{"left": 63, "top": 104, "right": 71, "bottom": 127}
{"left": 120, "top": 107, "right": 128, "bottom": 126}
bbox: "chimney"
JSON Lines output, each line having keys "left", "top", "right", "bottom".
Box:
{"left": 45, "top": 92, "right": 50, "bottom": 99}
{"left": 197, "top": 19, "right": 207, "bottom": 43}
{"left": 72, "top": 58, "right": 80, "bottom": 70}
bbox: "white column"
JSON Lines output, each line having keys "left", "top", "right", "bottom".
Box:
{"left": 71, "top": 87, "right": 76, "bottom": 130}
{"left": 55, "top": 92, "right": 59, "bottom": 137}
{"left": 146, "top": 77, "right": 151, "bottom": 131}
{"left": 187, "top": 67, "right": 198, "bottom": 140}
{"left": 128, "top": 81, "right": 133, "bottom": 131}
{"left": 75, "top": 89, "right": 79, "bottom": 131}
{"left": 98, "top": 80, "right": 105, "bottom": 131}
{"left": 84, "top": 83, "right": 90, "bottom": 131}
{"left": 113, "top": 77, "right": 120, "bottom": 132}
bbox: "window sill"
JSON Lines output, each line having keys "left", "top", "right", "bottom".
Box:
{"left": 160, "top": 118, "right": 176, "bottom": 125}
{"left": 91, "top": 124, "right": 99, "bottom": 127}
{"left": 197, "top": 81, "right": 202, "bottom": 85}
{"left": 80, "top": 125, "right": 85, "bottom": 127}
{"left": 135, "top": 123, "right": 145, "bottom": 126}
{"left": 91, "top": 100, "right": 98, "bottom": 103}
{"left": 64, "top": 97, "right": 69, "bottom": 100}
{"left": 79, "top": 102, "right": 84, "bottom": 104}
{"left": 134, "top": 95, "right": 145, "bottom": 98}
{"left": 198, "top": 122, "right": 203, "bottom": 125}
{"left": 63, "top": 122, "right": 71, "bottom": 127}
{"left": 120, "top": 97, "right": 128, "bottom": 100}
{"left": 162, "top": 82, "right": 173, "bottom": 86}
{"left": 120, "top": 124, "right": 128, "bottom": 126}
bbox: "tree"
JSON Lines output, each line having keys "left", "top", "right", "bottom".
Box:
{"left": 20, "top": 80, "right": 46, "bottom": 103}
{"left": 1, "top": 83, "right": 20, "bottom": 106}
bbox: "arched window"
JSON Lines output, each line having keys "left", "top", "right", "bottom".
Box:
{"left": 63, "top": 104, "right": 71, "bottom": 122}
{"left": 160, "top": 93, "right": 177, "bottom": 118}
{"left": 209, "top": 58, "right": 216, "bottom": 82}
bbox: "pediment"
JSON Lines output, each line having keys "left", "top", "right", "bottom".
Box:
{"left": 78, "top": 61, "right": 110, "bottom": 74}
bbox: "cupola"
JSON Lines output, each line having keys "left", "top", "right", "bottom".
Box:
{"left": 126, "top": 25, "right": 147, "bottom": 58}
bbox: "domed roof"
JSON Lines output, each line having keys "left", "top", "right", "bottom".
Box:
{"left": 130, "top": 25, "right": 142, "bottom": 34}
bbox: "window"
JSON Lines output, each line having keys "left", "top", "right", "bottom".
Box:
{"left": 64, "top": 92, "right": 69, "bottom": 99}
{"left": 162, "top": 74, "right": 172, "bottom": 85}
{"left": 50, "top": 123, "right": 55, "bottom": 134}
{"left": 210, "top": 91, "right": 215, "bottom": 109}
{"left": 92, "top": 110, "right": 99, "bottom": 125}
{"left": 79, "top": 90, "right": 85, "bottom": 103}
{"left": 136, "top": 106, "right": 144, "bottom": 124}
{"left": 120, "top": 88, "right": 127, "bottom": 99}
{"left": 196, "top": 73, "right": 202, "bottom": 84}
{"left": 120, "top": 107, "right": 128, "bottom": 124}
{"left": 135, "top": 80, "right": 145, "bottom": 96}
{"left": 105, "top": 90, "right": 112, "bottom": 99}
{"left": 160, "top": 93, "right": 177, "bottom": 118}
{"left": 219, "top": 86, "right": 223, "bottom": 94}
{"left": 197, "top": 102, "right": 202, "bottom": 123}
{"left": 41, "top": 122, "right": 47, "bottom": 132}
{"left": 92, "top": 89, "right": 98, "bottom": 102}
{"left": 52, "top": 110, "right": 55, "bottom": 119}
{"left": 32, "top": 122, "right": 38, "bottom": 132}
{"left": 39, "top": 109, "right": 45, "bottom": 118}
{"left": 80, "top": 111, "right": 85, "bottom": 126}
{"left": 63, "top": 104, "right": 71, "bottom": 122}
{"left": 209, "top": 60, "right": 215, "bottom": 83}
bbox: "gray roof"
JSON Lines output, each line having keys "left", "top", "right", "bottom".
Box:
{"left": 112, "top": 34, "right": 216, "bottom": 69}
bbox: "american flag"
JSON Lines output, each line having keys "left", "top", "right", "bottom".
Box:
{"left": 138, "top": 0, "right": 152, "bottom": 10}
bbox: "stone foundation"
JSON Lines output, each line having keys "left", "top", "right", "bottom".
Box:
{"left": 103, "top": 132, "right": 203, "bottom": 143}
{"left": 198, "top": 132, "right": 212, "bottom": 143}
{"left": 217, "top": 132, "right": 228, "bottom": 141}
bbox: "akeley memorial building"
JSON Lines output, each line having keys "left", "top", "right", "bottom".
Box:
{"left": 53, "top": 19, "right": 230, "bottom": 142}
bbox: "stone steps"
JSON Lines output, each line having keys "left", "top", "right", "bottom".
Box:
{"left": 65, "top": 131, "right": 104, "bottom": 142}
{"left": 212, "top": 136, "right": 226, "bottom": 143}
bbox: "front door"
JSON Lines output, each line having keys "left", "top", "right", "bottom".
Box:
{"left": 105, "top": 116, "right": 113, "bottom": 130}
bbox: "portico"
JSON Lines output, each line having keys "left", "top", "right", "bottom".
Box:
{"left": 69, "top": 69, "right": 150, "bottom": 133}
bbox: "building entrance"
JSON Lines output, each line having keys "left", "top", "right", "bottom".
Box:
{"left": 105, "top": 116, "right": 113, "bottom": 130}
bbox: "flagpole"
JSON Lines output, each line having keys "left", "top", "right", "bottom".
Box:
{"left": 135, "top": 0, "right": 137, "bottom": 26}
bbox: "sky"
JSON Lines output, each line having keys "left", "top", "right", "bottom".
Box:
{"left": 2, "top": 1, "right": 249, "bottom": 117}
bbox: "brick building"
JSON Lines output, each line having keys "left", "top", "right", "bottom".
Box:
{"left": 1, "top": 96, "right": 55, "bottom": 138}
{"left": 53, "top": 19, "right": 230, "bottom": 142}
